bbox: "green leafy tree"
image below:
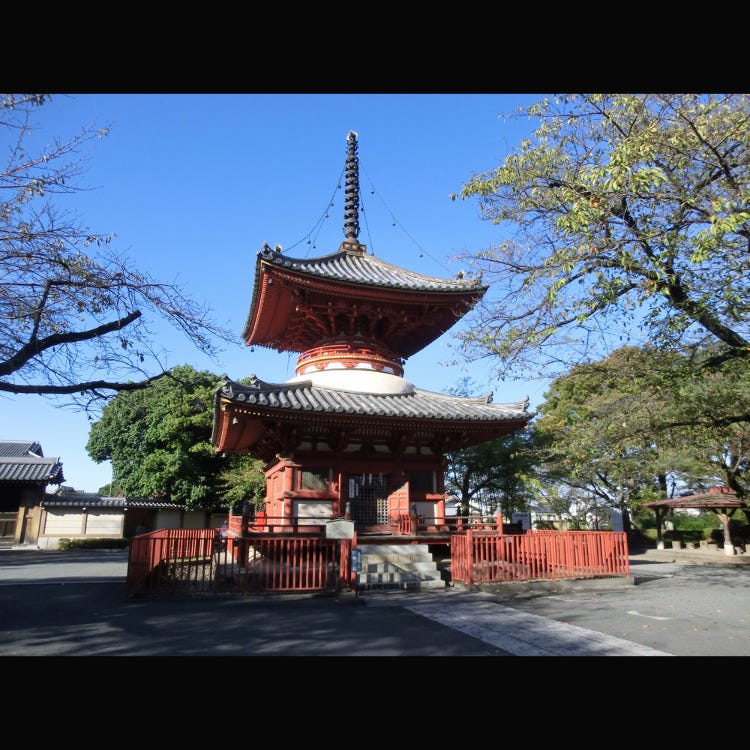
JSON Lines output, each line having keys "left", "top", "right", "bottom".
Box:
{"left": 445, "top": 430, "right": 537, "bottom": 520}
{"left": 0, "top": 94, "right": 232, "bottom": 407}
{"left": 531, "top": 347, "right": 679, "bottom": 526}
{"left": 86, "top": 364, "right": 265, "bottom": 510}
{"left": 650, "top": 346, "right": 750, "bottom": 499}
{"left": 451, "top": 94, "right": 750, "bottom": 381}
{"left": 532, "top": 344, "right": 750, "bottom": 529}
{"left": 444, "top": 377, "right": 537, "bottom": 518}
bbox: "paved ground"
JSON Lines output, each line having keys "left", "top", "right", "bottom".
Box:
{"left": 1, "top": 545, "right": 748, "bottom": 658}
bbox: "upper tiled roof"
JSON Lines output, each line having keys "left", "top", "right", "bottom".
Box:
{"left": 242, "top": 244, "right": 488, "bottom": 356}
{"left": 217, "top": 375, "right": 532, "bottom": 423}
{"left": 256, "top": 244, "right": 486, "bottom": 294}
{"left": 0, "top": 456, "right": 64, "bottom": 484}
{"left": 0, "top": 440, "right": 43, "bottom": 458}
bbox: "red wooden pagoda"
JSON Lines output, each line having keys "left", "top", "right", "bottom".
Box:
{"left": 212, "top": 132, "right": 533, "bottom": 534}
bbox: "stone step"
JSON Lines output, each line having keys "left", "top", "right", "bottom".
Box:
{"left": 358, "top": 544, "right": 431, "bottom": 555}
{"left": 359, "top": 552, "right": 434, "bottom": 564}
{"left": 361, "top": 561, "right": 440, "bottom": 573}
{"left": 356, "top": 544, "right": 446, "bottom": 591}
{"left": 357, "top": 571, "right": 442, "bottom": 583}
{"left": 357, "top": 574, "right": 446, "bottom": 590}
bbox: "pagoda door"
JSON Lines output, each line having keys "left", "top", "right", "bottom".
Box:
{"left": 347, "top": 473, "right": 389, "bottom": 526}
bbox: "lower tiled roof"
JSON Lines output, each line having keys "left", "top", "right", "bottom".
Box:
{"left": 217, "top": 376, "right": 533, "bottom": 422}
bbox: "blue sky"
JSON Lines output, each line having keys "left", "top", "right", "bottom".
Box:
{"left": 3, "top": 93, "right": 553, "bottom": 492}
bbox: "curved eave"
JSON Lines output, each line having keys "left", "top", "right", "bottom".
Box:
{"left": 255, "top": 245, "right": 485, "bottom": 294}
{"left": 241, "top": 247, "right": 486, "bottom": 350}
{"left": 0, "top": 457, "right": 64, "bottom": 484}
{"left": 212, "top": 376, "right": 533, "bottom": 455}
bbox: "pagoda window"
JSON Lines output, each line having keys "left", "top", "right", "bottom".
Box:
{"left": 374, "top": 317, "right": 390, "bottom": 339}
{"left": 355, "top": 314, "right": 370, "bottom": 336}
{"left": 300, "top": 468, "right": 329, "bottom": 491}
{"left": 408, "top": 471, "right": 434, "bottom": 493}
{"left": 334, "top": 313, "right": 349, "bottom": 335}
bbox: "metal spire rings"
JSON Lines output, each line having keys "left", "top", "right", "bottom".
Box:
{"left": 343, "top": 130, "right": 360, "bottom": 241}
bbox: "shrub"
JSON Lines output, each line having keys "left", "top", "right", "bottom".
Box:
{"left": 633, "top": 510, "right": 720, "bottom": 544}
{"left": 58, "top": 537, "right": 129, "bottom": 550}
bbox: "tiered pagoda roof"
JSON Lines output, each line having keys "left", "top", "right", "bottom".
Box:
{"left": 212, "top": 374, "right": 530, "bottom": 459}
{"left": 242, "top": 240, "right": 487, "bottom": 360}
{"left": 212, "top": 131, "right": 534, "bottom": 459}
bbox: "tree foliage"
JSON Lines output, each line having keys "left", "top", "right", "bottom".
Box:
{"left": 444, "top": 377, "right": 537, "bottom": 517}
{"left": 532, "top": 346, "right": 675, "bottom": 515}
{"left": 532, "top": 345, "right": 750, "bottom": 510}
{"left": 0, "top": 94, "right": 232, "bottom": 407}
{"left": 86, "top": 364, "right": 265, "bottom": 510}
{"left": 452, "top": 94, "right": 750, "bottom": 379}
{"left": 445, "top": 430, "right": 537, "bottom": 519}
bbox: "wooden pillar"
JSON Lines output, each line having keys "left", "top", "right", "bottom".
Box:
{"left": 717, "top": 510, "right": 736, "bottom": 556}
{"left": 436, "top": 494, "right": 446, "bottom": 525}
{"left": 281, "top": 461, "right": 295, "bottom": 527}
{"left": 655, "top": 508, "right": 664, "bottom": 549}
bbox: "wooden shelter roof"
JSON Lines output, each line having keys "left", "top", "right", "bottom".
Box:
{"left": 641, "top": 487, "right": 745, "bottom": 511}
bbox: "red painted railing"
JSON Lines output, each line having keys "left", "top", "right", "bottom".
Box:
{"left": 126, "top": 528, "right": 217, "bottom": 596}
{"left": 451, "top": 530, "right": 630, "bottom": 585}
{"left": 228, "top": 535, "right": 354, "bottom": 593}
{"left": 399, "top": 513, "right": 505, "bottom": 534}
{"left": 229, "top": 513, "right": 333, "bottom": 535}
{"left": 126, "top": 527, "right": 354, "bottom": 597}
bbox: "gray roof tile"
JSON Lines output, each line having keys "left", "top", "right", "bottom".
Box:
{"left": 0, "top": 457, "right": 64, "bottom": 483}
{"left": 43, "top": 490, "right": 184, "bottom": 509}
{"left": 0, "top": 440, "right": 43, "bottom": 458}
{"left": 41, "top": 500, "right": 184, "bottom": 510}
{"left": 218, "top": 376, "right": 532, "bottom": 423}
{"left": 258, "top": 245, "right": 485, "bottom": 293}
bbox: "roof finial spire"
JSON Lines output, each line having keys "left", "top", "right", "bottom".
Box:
{"left": 343, "top": 130, "right": 360, "bottom": 242}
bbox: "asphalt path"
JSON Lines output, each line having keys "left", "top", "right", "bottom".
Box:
{"left": 488, "top": 554, "right": 750, "bottom": 658}
{"left": 1, "top": 548, "right": 748, "bottom": 659}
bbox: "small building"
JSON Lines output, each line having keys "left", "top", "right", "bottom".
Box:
{"left": 0, "top": 440, "right": 64, "bottom": 547}
{"left": 1, "top": 440, "right": 228, "bottom": 549}
{"left": 37, "top": 486, "right": 227, "bottom": 550}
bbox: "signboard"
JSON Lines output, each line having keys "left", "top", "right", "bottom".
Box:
{"left": 326, "top": 518, "right": 355, "bottom": 539}
{"left": 610, "top": 509, "right": 624, "bottom": 532}
{"left": 512, "top": 512, "right": 532, "bottom": 531}
{"left": 350, "top": 548, "right": 361, "bottom": 572}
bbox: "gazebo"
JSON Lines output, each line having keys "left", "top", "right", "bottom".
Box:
{"left": 641, "top": 487, "right": 746, "bottom": 556}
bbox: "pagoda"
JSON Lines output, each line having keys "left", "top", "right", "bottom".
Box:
{"left": 212, "top": 132, "right": 533, "bottom": 532}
